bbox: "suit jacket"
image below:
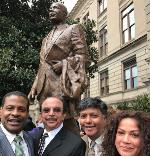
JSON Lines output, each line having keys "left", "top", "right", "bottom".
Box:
{"left": 30, "top": 127, "right": 86, "bottom": 156}
{"left": 31, "top": 23, "right": 88, "bottom": 101}
{"left": 0, "top": 127, "right": 34, "bottom": 156}
{"left": 82, "top": 135, "right": 88, "bottom": 156}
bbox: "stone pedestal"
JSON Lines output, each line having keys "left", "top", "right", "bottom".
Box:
{"left": 29, "top": 99, "right": 40, "bottom": 124}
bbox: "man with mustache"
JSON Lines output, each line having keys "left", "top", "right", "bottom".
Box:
{"left": 0, "top": 91, "right": 34, "bottom": 156}
{"left": 30, "top": 97, "right": 86, "bottom": 156}
{"left": 78, "top": 97, "right": 108, "bottom": 156}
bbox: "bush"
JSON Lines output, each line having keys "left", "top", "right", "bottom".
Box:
{"left": 114, "top": 94, "right": 150, "bottom": 113}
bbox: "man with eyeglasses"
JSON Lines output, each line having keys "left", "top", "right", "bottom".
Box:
{"left": 30, "top": 97, "right": 86, "bottom": 156}
{"left": 78, "top": 97, "right": 108, "bottom": 156}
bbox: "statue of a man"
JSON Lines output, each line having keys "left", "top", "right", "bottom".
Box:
{"left": 28, "top": 2, "right": 88, "bottom": 116}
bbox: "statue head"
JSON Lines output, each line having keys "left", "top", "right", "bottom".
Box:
{"left": 49, "top": 2, "right": 68, "bottom": 24}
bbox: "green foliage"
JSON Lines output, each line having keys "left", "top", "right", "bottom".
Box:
{"left": 0, "top": 0, "right": 98, "bottom": 104}
{"left": 83, "top": 20, "right": 98, "bottom": 78}
{"left": 114, "top": 94, "right": 150, "bottom": 113}
{"left": 0, "top": 16, "right": 38, "bottom": 101}
{"left": 0, "top": 0, "right": 60, "bottom": 103}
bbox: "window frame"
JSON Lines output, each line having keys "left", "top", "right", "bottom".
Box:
{"left": 98, "top": 0, "right": 107, "bottom": 14}
{"left": 123, "top": 58, "right": 138, "bottom": 90}
{"left": 121, "top": 3, "right": 135, "bottom": 44}
{"left": 83, "top": 12, "right": 89, "bottom": 24}
{"left": 99, "top": 25, "right": 108, "bottom": 57}
{"left": 100, "top": 70, "right": 109, "bottom": 96}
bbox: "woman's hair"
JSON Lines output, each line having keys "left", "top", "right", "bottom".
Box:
{"left": 102, "top": 111, "right": 150, "bottom": 156}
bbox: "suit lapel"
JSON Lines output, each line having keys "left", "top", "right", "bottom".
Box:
{"left": 45, "top": 24, "right": 68, "bottom": 56}
{"left": 52, "top": 24, "right": 68, "bottom": 43}
{"left": 43, "top": 127, "right": 66, "bottom": 155}
{"left": 0, "top": 127, "right": 15, "bottom": 156}
{"left": 23, "top": 131, "right": 34, "bottom": 156}
{"left": 82, "top": 135, "right": 89, "bottom": 156}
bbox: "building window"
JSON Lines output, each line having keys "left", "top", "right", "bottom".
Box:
{"left": 123, "top": 58, "right": 138, "bottom": 90}
{"left": 99, "top": 26, "right": 108, "bottom": 57}
{"left": 83, "top": 12, "right": 89, "bottom": 24}
{"left": 122, "top": 3, "right": 135, "bottom": 44}
{"left": 98, "top": 0, "right": 107, "bottom": 14}
{"left": 100, "top": 70, "right": 109, "bottom": 96}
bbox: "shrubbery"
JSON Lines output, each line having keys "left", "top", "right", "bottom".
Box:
{"left": 113, "top": 94, "right": 150, "bottom": 113}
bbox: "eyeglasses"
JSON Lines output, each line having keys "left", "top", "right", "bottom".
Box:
{"left": 42, "top": 107, "right": 63, "bottom": 113}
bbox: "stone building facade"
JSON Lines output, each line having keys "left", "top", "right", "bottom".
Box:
{"left": 69, "top": 0, "right": 150, "bottom": 104}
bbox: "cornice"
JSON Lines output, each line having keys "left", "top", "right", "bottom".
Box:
{"left": 69, "top": 0, "right": 87, "bottom": 18}
{"left": 97, "top": 34, "right": 147, "bottom": 66}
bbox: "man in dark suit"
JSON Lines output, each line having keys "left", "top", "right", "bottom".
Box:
{"left": 0, "top": 91, "right": 34, "bottom": 156}
{"left": 28, "top": 2, "right": 88, "bottom": 114}
{"left": 30, "top": 97, "right": 86, "bottom": 156}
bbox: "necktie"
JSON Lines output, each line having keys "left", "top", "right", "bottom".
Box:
{"left": 88, "top": 140, "right": 96, "bottom": 156}
{"left": 38, "top": 133, "right": 49, "bottom": 156}
{"left": 14, "top": 135, "right": 24, "bottom": 156}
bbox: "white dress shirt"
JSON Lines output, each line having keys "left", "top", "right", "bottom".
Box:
{"left": 88, "top": 135, "right": 104, "bottom": 156}
{"left": 0, "top": 124, "right": 29, "bottom": 156}
{"left": 43, "top": 123, "right": 63, "bottom": 152}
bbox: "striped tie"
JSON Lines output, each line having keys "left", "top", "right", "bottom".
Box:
{"left": 14, "top": 135, "right": 24, "bottom": 156}
{"left": 88, "top": 140, "right": 96, "bottom": 156}
{"left": 38, "top": 133, "right": 49, "bottom": 156}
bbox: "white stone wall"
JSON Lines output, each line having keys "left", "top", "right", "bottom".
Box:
{"left": 69, "top": 0, "right": 150, "bottom": 104}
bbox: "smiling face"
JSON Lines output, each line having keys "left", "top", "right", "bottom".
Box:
{"left": 41, "top": 97, "right": 65, "bottom": 131}
{"left": 1, "top": 95, "right": 28, "bottom": 134}
{"left": 79, "top": 107, "right": 106, "bottom": 139}
{"left": 115, "top": 118, "right": 142, "bottom": 156}
{"left": 49, "top": 3, "right": 67, "bottom": 24}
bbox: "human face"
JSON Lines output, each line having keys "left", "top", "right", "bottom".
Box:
{"left": 49, "top": 3, "right": 66, "bottom": 24}
{"left": 41, "top": 97, "right": 65, "bottom": 131}
{"left": 1, "top": 95, "right": 28, "bottom": 134}
{"left": 79, "top": 107, "right": 105, "bottom": 139}
{"left": 115, "top": 118, "right": 142, "bottom": 156}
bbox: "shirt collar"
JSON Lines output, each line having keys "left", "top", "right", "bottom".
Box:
{"left": 0, "top": 123, "right": 23, "bottom": 144}
{"left": 88, "top": 134, "right": 104, "bottom": 146}
{"left": 44, "top": 123, "right": 63, "bottom": 136}
{"left": 54, "top": 23, "right": 68, "bottom": 31}
{"left": 95, "top": 135, "right": 104, "bottom": 145}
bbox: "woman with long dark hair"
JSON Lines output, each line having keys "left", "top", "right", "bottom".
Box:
{"left": 102, "top": 111, "right": 150, "bottom": 156}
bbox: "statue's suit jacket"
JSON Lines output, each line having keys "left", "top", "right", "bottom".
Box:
{"left": 30, "top": 127, "right": 86, "bottom": 156}
{"left": 31, "top": 23, "right": 88, "bottom": 101}
{"left": 0, "top": 127, "right": 34, "bottom": 156}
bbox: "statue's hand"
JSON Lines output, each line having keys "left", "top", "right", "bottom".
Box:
{"left": 28, "top": 88, "right": 37, "bottom": 101}
{"left": 52, "top": 61, "right": 62, "bottom": 74}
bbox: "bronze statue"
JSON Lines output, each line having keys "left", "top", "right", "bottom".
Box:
{"left": 28, "top": 2, "right": 88, "bottom": 118}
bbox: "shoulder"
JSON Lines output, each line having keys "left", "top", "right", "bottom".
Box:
{"left": 0, "top": 126, "right": 7, "bottom": 139}
{"left": 69, "top": 24, "right": 85, "bottom": 38}
{"left": 62, "top": 128, "right": 85, "bottom": 145}
{"left": 28, "top": 127, "right": 44, "bottom": 138}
